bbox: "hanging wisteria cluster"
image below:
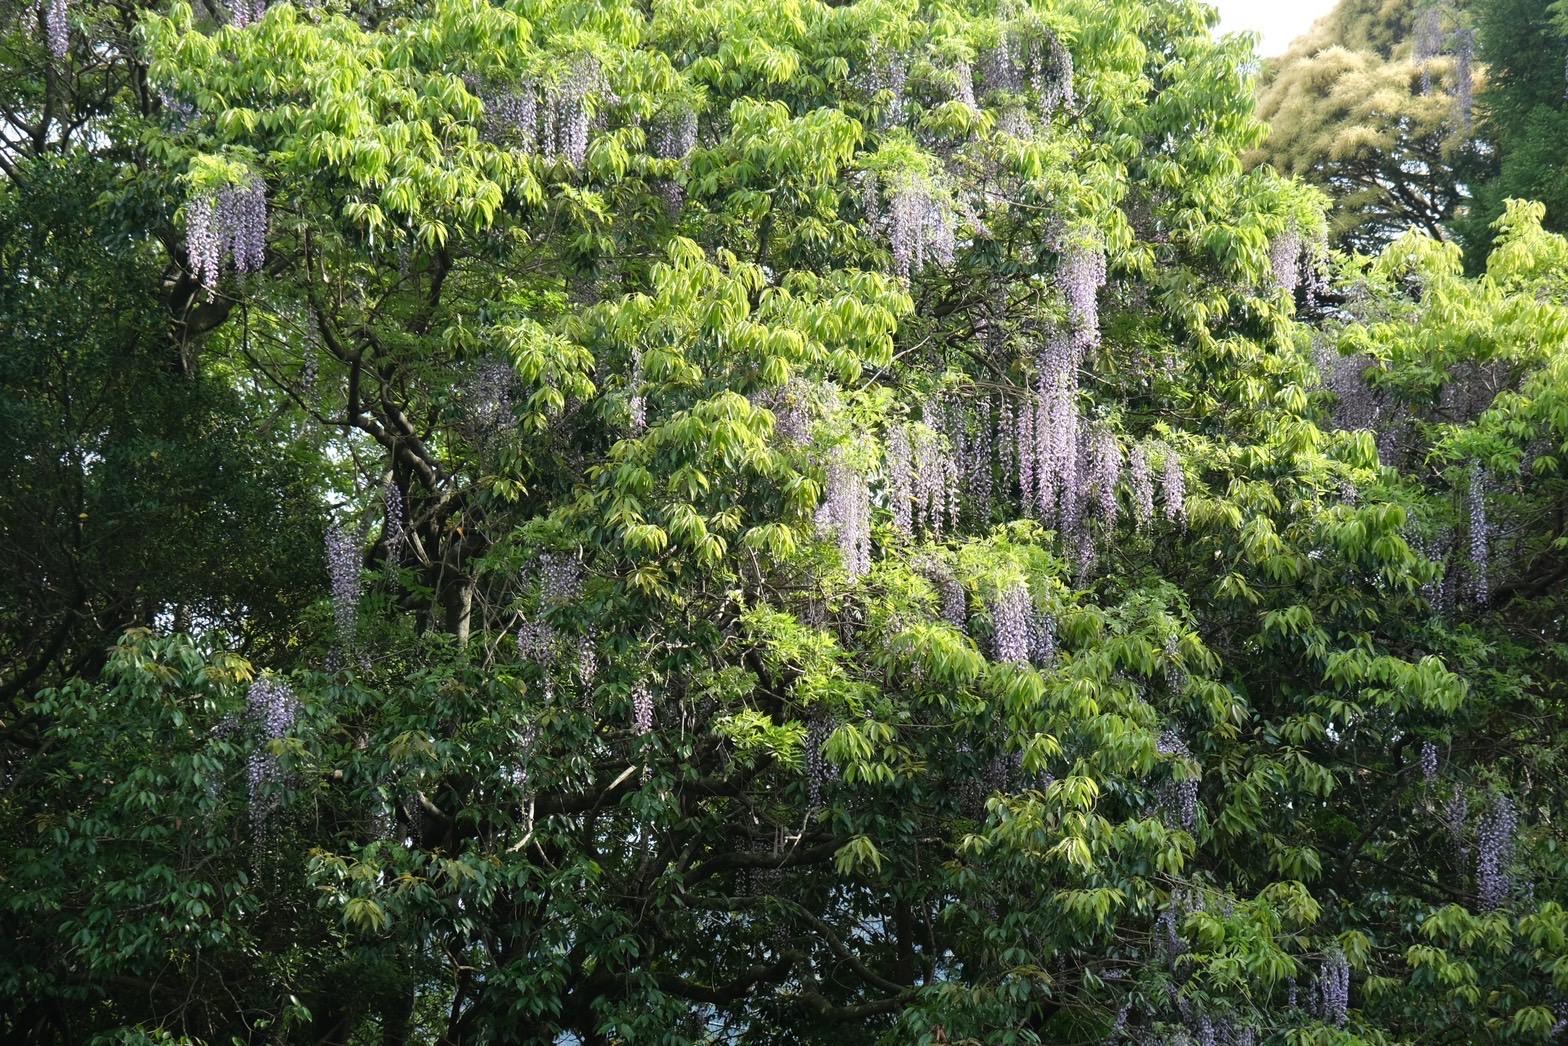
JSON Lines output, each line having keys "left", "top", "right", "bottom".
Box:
{"left": 815, "top": 452, "right": 872, "bottom": 578}
{"left": 1415, "top": 7, "right": 1444, "bottom": 94}
{"left": 631, "top": 681, "right": 654, "bottom": 735}
{"left": 230, "top": 0, "right": 266, "bottom": 28}
{"left": 1475, "top": 792, "right": 1517, "bottom": 909}
{"left": 1441, "top": 787, "right": 1468, "bottom": 843}
{"left": 989, "top": 582, "right": 1033, "bottom": 664}
{"left": 894, "top": 349, "right": 1184, "bottom": 575}
{"left": 886, "top": 423, "right": 959, "bottom": 538}
{"left": 805, "top": 715, "right": 835, "bottom": 813}
{"left": 516, "top": 619, "right": 556, "bottom": 663}
{"left": 539, "top": 552, "right": 584, "bottom": 606}
{"left": 861, "top": 49, "right": 910, "bottom": 127}
{"left": 1027, "top": 605, "right": 1056, "bottom": 667}
{"left": 1128, "top": 442, "right": 1155, "bottom": 527}
{"left": 918, "top": 558, "right": 968, "bottom": 628}
{"left": 650, "top": 105, "right": 698, "bottom": 214}
{"left": 246, "top": 676, "right": 298, "bottom": 835}
{"left": 863, "top": 172, "right": 956, "bottom": 279}
{"left": 463, "top": 356, "right": 517, "bottom": 443}
{"left": 482, "top": 58, "right": 612, "bottom": 167}
{"left": 753, "top": 379, "right": 812, "bottom": 445}
{"left": 628, "top": 350, "right": 647, "bottom": 433}
{"left": 383, "top": 479, "right": 406, "bottom": 563}
{"left": 981, "top": 19, "right": 1075, "bottom": 120}
{"left": 40, "top": 0, "right": 68, "bottom": 58}
{"left": 1467, "top": 462, "right": 1490, "bottom": 605}
{"left": 1269, "top": 229, "right": 1303, "bottom": 294}
{"left": 1059, "top": 239, "right": 1107, "bottom": 347}
{"left": 185, "top": 179, "right": 268, "bottom": 297}
{"left": 1420, "top": 740, "right": 1440, "bottom": 786}
{"left": 1156, "top": 728, "right": 1199, "bottom": 830}
{"left": 1318, "top": 951, "right": 1351, "bottom": 1027}
{"left": 324, "top": 526, "right": 362, "bottom": 655}
{"left": 1453, "top": 27, "right": 1476, "bottom": 129}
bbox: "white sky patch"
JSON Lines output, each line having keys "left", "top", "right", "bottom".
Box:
{"left": 1212, "top": 0, "right": 1341, "bottom": 56}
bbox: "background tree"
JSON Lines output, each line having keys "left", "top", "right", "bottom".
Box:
{"left": 1452, "top": 0, "right": 1568, "bottom": 261}
{"left": 1252, "top": 0, "right": 1479, "bottom": 253}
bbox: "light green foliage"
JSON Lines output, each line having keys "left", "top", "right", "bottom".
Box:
{"left": 2, "top": 0, "right": 1567, "bottom": 1042}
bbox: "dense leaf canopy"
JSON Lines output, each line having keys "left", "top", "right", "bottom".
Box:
{"left": 2, "top": 0, "right": 1568, "bottom": 1043}
{"left": 1251, "top": 0, "right": 1478, "bottom": 253}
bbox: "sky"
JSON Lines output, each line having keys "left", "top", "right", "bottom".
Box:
{"left": 1212, "top": 0, "right": 1341, "bottom": 56}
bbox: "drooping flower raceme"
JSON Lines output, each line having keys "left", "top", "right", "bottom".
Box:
{"left": 878, "top": 174, "right": 956, "bottom": 280}
{"left": 383, "top": 480, "right": 406, "bottom": 563}
{"left": 1127, "top": 442, "right": 1154, "bottom": 527}
{"left": 1319, "top": 951, "right": 1350, "bottom": 1027}
{"left": 184, "top": 179, "right": 268, "bottom": 297}
{"left": 1059, "top": 240, "right": 1107, "bottom": 347}
{"left": 1467, "top": 462, "right": 1490, "bottom": 605}
{"left": 324, "top": 526, "right": 362, "bottom": 655}
{"left": 815, "top": 452, "right": 872, "bottom": 579}
{"left": 806, "top": 716, "right": 835, "bottom": 813}
{"left": 990, "top": 583, "right": 1032, "bottom": 664}
{"left": 43, "top": 0, "right": 68, "bottom": 58}
{"left": 631, "top": 682, "right": 654, "bottom": 735}
{"left": 246, "top": 676, "right": 298, "bottom": 832}
{"left": 1269, "top": 229, "right": 1303, "bottom": 294}
{"left": 1160, "top": 446, "right": 1187, "bottom": 524}
{"left": 1475, "top": 792, "right": 1517, "bottom": 909}
{"left": 230, "top": 0, "right": 266, "bottom": 28}
{"left": 539, "top": 552, "right": 583, "bottom": 606}
{"left": 1156, "top": 729, "right": 1198, "bottom": 830}
{"left": 516, "top": 619, "right": 556, "bottom": 663}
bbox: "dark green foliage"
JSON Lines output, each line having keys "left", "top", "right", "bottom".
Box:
{"left": 0, "top": 0, "right": 1566, "bottom": 1043}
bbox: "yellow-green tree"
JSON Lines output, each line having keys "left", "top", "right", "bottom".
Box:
{"left": 1252, "top": 0, "right": 1478, "bottom": 252}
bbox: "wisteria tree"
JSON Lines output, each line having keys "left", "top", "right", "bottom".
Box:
{"left": 2, "top": 0, "right": 1568, "bottom": 1043}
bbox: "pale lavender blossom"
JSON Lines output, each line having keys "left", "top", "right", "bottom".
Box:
{"left": 1087, "top": 426, "right": 1122, "bottom": 524}
{"left": 815, "top": 452, "right": 872, "bottom": 578}
{"left": 631, "top": 681, "right": 654, "bottom": 735}
{"left": 230, "top": 0, "right": 266, "bottom": 28}
{"left": 1156, "top": 729, "right": 1198, "bottom": 830}
{"left": 1160, "top": 447, "right": 1186, "bottom": 524}
{"left": 806, "top": 715, "right": 835, "bottom": 812}
{"left": 887, "top": 425, "right": 914, "bottom": 537}
{"left": 881, "top": 175, "right": 955, "bottom": 279}
{"left": 185, "top": 194, "right": 222, "bottom": 297}
{"left": 383, "top": 480, "right": 406, "bottom": 563}
{"left": 1454, "top": 28, "right": 1476, "bottom": 129}
{"left": 43, "top": 0, "right": 68, "bottom": 58}
{"left": 629, "top": 350, "right": 647, "bottom": 433}
{"left": 1476, "top": 793, "right": 1517, "bottom": 909}
{"left": 1028, "top": 608, "right": 1056, "bottom": 667}
{"left": 226, "top": 179, "right": 268, "bottom": 275}
{"left": 1270, "top": 229, "right": 1302, "bottom": 294}
{"left": 539, "top": 552, "right": 583, "bottom": 606}
{"left": 1128, "top": 443, "right": 1154, "bottom": 527}
{"left": 516, "top": 619, "right": 556, "bottom": 663}
{"left": 1060, "top": 240, "right": 1107, "bottom": 347}
{"left": 576, "top": 635, "right": 598, "bottom": 687}
{"left": 466, "top": 357, "right": 517, "bottom": 442}
{"left": 324, "top": 526, "right": 362, "bottom": 654}
{"left": 1319, "top": 951, "right": 1350, "bottom": 1027}
{"left": 990, "top": 583, "right": 1032, "bottom": 664}
{"left": 1420, "top": 741, "right": 1439, "bottom": 786}
{"left": 246, "top": 676, "right": 298, "bottom": 832}
{"left": 1467, "top": 462, "right": 1489, "bottom": 605}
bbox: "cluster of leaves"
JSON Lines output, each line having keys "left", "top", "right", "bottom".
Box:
{"left": 1, "top": 0, "right": 1567, "bottom": 1043}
